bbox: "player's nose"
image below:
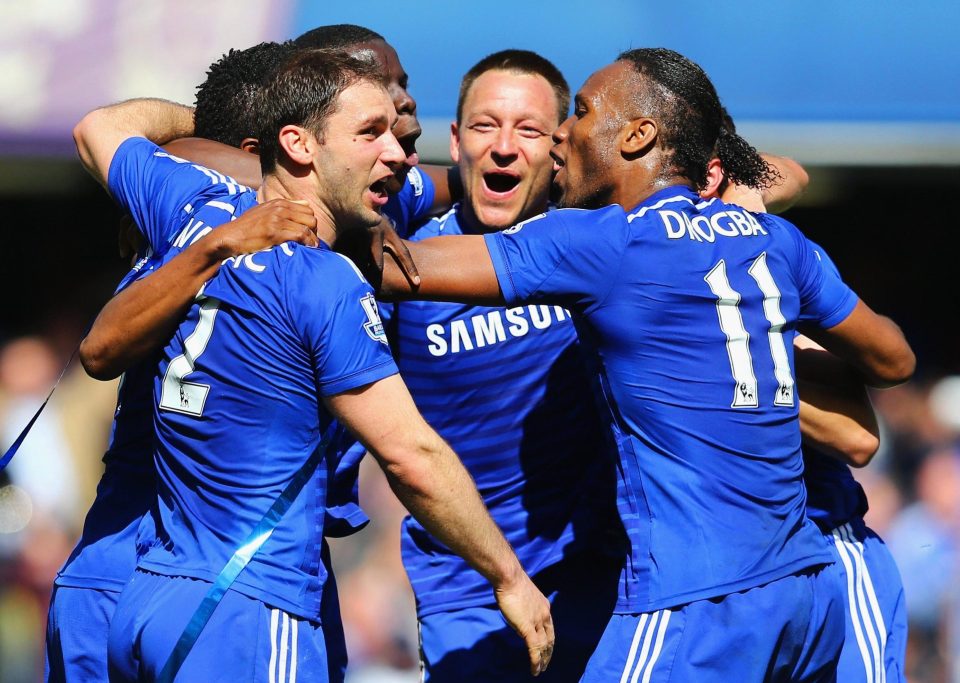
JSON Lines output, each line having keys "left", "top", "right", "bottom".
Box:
{"left": 552, "top": 116, "right": 573, "bottom": 144}
{"left": 380, "top": 131, "right": 406, "bottom": 168}
{"left": 491, "top": 127, "right": 519, "bottom": 160}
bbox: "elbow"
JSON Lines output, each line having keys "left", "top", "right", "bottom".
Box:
{"left": 870, "top": 348, "right": 917, "bottom": 388}
{"left": 79, "top": 337, "right": 122, "bottom": 381}
{"left": 845, "top": 431, "right": 881, "bottom": 468}
{"left": 73, "top": 110, "right": 100, "bottom": 166}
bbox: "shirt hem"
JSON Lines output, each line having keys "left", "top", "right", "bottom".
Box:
{"left": 613, "top": 552, "right": 834, "bottom": 614}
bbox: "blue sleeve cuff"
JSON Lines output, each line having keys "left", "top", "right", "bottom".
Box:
{"left": 319, "top": 359, "right": 398, "bottom": 397}
{"left": 483, "top": 232, "right": 520, "bottom": 305}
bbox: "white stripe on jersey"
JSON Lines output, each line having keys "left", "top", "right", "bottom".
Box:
{"left": 832, "top": 523, "right": 887, "bottom": 683}
{"left": 206, "top": 200, "right": 237, "bottom": 215}
{"left": 332, "top": 252, "right": 368, "bottom": 283}
{"left": 627, "top": 195, "right": 696, "bottom": 222}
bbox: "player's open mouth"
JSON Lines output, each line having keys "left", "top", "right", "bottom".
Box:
{"left": 550, "top": 151, "right": 564, "bottom": 173}
{"left": 483, "top": 170, "right": 521, "bottom": 197}
{"left": 368, "top": 178, "right": 390, "bottom": 206}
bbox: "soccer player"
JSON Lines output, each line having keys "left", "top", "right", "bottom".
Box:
{"left": 171, "top": 25, "right": 451, "bottom": 238}
{"left": 704, "top": 142, "right": 908, "bottom": 683}
{"left": 44, "top": 43, "right": 320, "bottom": 683}
{"left": 381, "top": 50, "right": 622, "bottom": 682}
{"left": 373, "top": 48, "right": 916, "bottom": 681}
{"left": 73, "top": 51, "right": 553, "bottom": 681}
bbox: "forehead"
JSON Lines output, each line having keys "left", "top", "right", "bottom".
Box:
{"left": 350, "top": 40, "right": 404, "bottom": 80}
{"left": 462, "top": 69, "right": 559, "bottom": 121}
{"left": 578, "top": 61, "right": 636, "bottom": 105}
{"left": 331, "top": 80, "right": 395, "bottom": 122}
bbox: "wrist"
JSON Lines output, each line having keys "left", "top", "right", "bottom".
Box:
{"left": 198, "top": 229, "right": 235, "bottom": 264}
{"left": 490, "top": 555, "right": 526, "bottom": 593}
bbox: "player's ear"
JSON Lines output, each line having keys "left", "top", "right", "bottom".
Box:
{"left": 701, "top": 158, "right": 725, "bottom": 199}
{"left": 621, "top": 117, "right": 657, "bottom": 157}
{"left": 278, "top": 125, "right": 315, "bottom": 167}
{"left": 449, "top": 121, "right": 461, "bottom": 164}
{"left": 240, "top": 137, "right": 260, "bottom": 155}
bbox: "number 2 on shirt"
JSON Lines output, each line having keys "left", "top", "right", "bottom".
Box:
{"left": 158, "top": 297, "right": 221, "bottom": 417}
{"left": 705, "top": 253, "right": 794, "bottom": 409}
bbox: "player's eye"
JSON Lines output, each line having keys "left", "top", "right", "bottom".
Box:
{"left": 518, "top": 126, "right": 547, "bottom": 139}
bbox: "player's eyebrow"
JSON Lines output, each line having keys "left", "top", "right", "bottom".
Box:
{"left": 357, "top": 113, "right": 389, "bottom": 130}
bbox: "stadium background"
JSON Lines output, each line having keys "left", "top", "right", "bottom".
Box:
{"left": 0, "top": 1, "right": 958, "bottom": 680}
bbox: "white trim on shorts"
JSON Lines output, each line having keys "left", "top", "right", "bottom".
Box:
{"left": 831, "top": 522, "right": 888, "bottom": 683}
{"left": 620, "top": 609, "right": 671, "bottom": 683}
{"left": 269, "top": 608, "right": 301, "bottom": 683}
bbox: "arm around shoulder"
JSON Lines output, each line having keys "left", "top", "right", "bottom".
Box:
{"left": 74, "top": 98, "right": 194, "bottom": 189}
{"left": 804, "top": 299, "right": 916, "bottom": 389}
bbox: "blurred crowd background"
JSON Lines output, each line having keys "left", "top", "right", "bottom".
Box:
{"left": 1, "top": 1, "right": 957, "bottom": 681}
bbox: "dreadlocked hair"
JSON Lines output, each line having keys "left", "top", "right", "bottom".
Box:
{"left": 194, "top": 41, "right": 295, "bottom": 147}
{"left": 616, "top": 48, "right": 774, "bottom": 191}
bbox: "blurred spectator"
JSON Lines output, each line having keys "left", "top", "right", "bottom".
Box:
{"left": 0, "top": 337, "right": 80, "bottom": 525}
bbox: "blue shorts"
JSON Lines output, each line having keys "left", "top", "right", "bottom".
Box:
{"left": 826, "top": 519, "right": 907, "bottom": 683}
{"left": 45, "top": 584, "right": 120, "bottom": 682}
{"left": 418, "top": 552, "right": 620, "bottom": 682}
{"left": 107, "top": 570, "right": 341, "bottom": 682}
{"left": 581, "top": 565, "right": 845, "bottom": 682}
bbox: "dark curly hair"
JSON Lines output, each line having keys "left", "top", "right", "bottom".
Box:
{"left": 194, "top": 41, "right": 295, "bottom": 148}
{"left": 293, "top": 24, "right": 384, "bottom": 50}
{"left": 616, "top": 48, "right": 775, "bottom": 191}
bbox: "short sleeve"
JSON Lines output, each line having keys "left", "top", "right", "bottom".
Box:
{"left": 107, "top": 137, "right": 248, "bottom": 255}
{"left": 287, "top": 250, "right": 398, "bottom": 396}
{"left": 483, "top": 207, "right": 627, "bottom": 308}
{"left": 383, "top": 167, "right": 436, "bottom": 238}
{"left": 794, "top": 232, "right": 858, "bottom": 329}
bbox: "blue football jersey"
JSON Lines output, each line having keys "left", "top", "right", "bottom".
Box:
{"left": 483, "top": 186, "right": 858, "bottom": 613}
{"left": 390, "top": 207, "right": 622, "bottom": 616}
{"left": 56, "top": 138, "right": 255, "bottom": 591}
{"left": 140, "top": 240, "right": 397, "bottom": 621}
{"left": 384, "top": 166, "right": 436, "bottom": 238}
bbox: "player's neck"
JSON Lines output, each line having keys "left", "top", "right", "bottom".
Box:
{"left": 258, "top": 173, "right": 337, "bottom": 245}
{"left": 459, "top": 199, "right": 550, "bottom": 234}
{"left": 610, "top": 166, "right": 693, "bottom": 211}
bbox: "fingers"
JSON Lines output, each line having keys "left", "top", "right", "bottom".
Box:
{"left": 219, "top": 199, "right": 320, "bottom": 255}
{"left": 382, "top": 231, "right": 421, "bottom": 287}
{"left": 526, "top": 605, "right": 554, "bottom": 676}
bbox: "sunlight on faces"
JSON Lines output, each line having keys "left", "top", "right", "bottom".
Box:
{"left": 552, "top": 61, "right": 638, "bottom": 210}
{"left": 452, "top": 70, "right": 559, "bottom": 232}
{"left": 351, "top": 40, "right": 420, "bottom": 192}
{"left": 312, "top": 81, "right": 405, "bottom": 232}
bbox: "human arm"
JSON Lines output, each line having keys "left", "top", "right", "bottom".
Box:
{"left": 760, "top": 154, "right": 808, "bottom": 213}
{"left": 802, "top": 300, "right": 915, "bottom": 389}
{"left": 714, "top": 154, "right": 808, "bottom": 214}
{"left": 74, "top": 98, "right": 194, "bottom": 189}
{"left": 795, "top": 334, "right": 880, "bottom": 467}
{"left": 163, "top": 137, "right": 263, "bottom": 188}
{"left": 326, "top": 375, "right": 554, "bottom": 675}
{"left": 80, "top": 199, "right": 319, "bottom": 380}
{"left": 378, "top": 234, "right": 503, "bottom": 304}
